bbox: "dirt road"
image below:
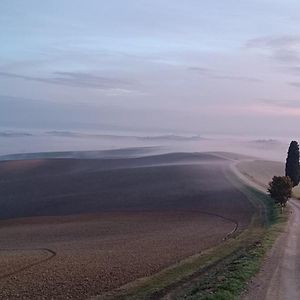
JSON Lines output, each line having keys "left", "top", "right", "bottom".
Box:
{"left": 235, "top": 159, "right": 300, "bottom": 300}
{"left": 241, "top": 199, "right": 300, "bottom": 300}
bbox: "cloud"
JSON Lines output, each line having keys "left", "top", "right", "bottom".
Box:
{"left": 243, "top": 99, "right": 300, "bottom": 117}
{"left": 211, "top": 75, "right": 262, "bottom": 82}
{"left": 188, "top": 67, "right": 262, "bottom": 83}
{"left": 0, "top": 71, "right": 135, "bottom": 90}
{"left": 246, "top": 35, "right": 300, "bottom": 64}
{"left": 246, "top": 36, "right": 300, "bottom": 48}
{"left": 272, "top": 49, "right": 300, "bottom": 63}
{"left": 286, "top": 66, "right": 300, "bottom": 75}
{"left": 187, "top": 67, "right": 211, "bottom": 73}
{"left": 259, "top": 98, "right": 300, "bottom": 108}
{"left": 288, "top": 82, "right": 300, "bottom": 88}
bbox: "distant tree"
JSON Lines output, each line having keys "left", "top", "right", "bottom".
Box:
{"left": 285, "top": 141, "right": 300, "bottom": 187}
{"left": 268, "top": 176, "right": 293, "bottom": 208}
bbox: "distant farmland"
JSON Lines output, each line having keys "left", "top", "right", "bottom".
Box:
{"left": 0, "top": 153, "right": 255, "bottom": 299}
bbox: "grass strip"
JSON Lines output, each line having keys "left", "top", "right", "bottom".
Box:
{"left": 172, "top": 206, "right": 287, "bottom": 300}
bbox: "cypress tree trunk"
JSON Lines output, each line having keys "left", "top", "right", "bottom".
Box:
{"left": 285, "top": 141, "right": 300, "bottom": 187}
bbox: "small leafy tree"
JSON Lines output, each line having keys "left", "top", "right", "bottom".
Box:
{"left": 268, "top": 176, "right": 293, "bottom": 208}
{"left": 285, "top": 140, "right": 300, "bottom": 187}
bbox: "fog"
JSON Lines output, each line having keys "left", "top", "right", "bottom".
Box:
{"left": 0, "top": 129, "right": 290, "bottom": 162}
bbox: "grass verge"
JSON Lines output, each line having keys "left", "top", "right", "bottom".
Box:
{"left": 94, "top": 171, "right": 287, "bottom": 300}
{"left": 170, "top": 205, "right": 287, "bottom": 300}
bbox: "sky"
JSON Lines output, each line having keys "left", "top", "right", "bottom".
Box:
{"left": 1, "top": 0, "right": 300, "bottom": 137}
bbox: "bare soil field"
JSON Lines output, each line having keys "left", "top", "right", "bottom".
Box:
{"left": 0, "top": 153, "right": 255, "bottom": 299}
{"left": 0, "top": 212, "right": 235, "bottom": 299}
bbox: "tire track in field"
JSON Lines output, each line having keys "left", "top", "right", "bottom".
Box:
{"left": 97, "top": 211, "right": 239, "bottom": 300}
{"left": 0, "top": 248, "right": 56, "bottom": 280}
{"left": 141, "top": 214, "right": 239, "bottom": 299}
{"left": 0, "top": 212, "right": 237, "bottom": 287}
{"left": 151, "top": 212, "right": 239, "bottom": 299}
{"left": 195, "top": 210, "right": 239, "bottom": 239}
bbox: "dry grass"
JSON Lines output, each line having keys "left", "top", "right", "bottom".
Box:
{"left": 236, "top": 159, "right": 300, "bottom": 200}
{"left": 236, "top": 160, "right": 284, "bottom": 188}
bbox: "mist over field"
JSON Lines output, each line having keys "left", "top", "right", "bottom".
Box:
{"left": 2, "top": 1, "right": 300, "bottom": 299}
{"left": 0, "top": 128, "right": 290, "bottom": 161}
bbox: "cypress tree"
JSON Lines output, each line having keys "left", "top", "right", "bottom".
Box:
{"left": 285, "top": 140, "right": 300, "bottom": 187}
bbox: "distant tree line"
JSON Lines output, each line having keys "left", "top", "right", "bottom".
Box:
{"left": 268, "top": 140, "right": 300, "bottom": 208}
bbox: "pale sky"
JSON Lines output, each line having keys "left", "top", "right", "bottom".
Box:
{"left": 1, "top": 0, "right": 300, "bottom": 136}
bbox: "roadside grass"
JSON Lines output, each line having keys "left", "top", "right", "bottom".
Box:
{"left": 94, "top": 172, "right": 287, "bottom": 300}
{"left": 172, "top": 205, "right": 287, "bottom": 300}
{"left": 94, "top": 232, "right": 264, "bottom": 300}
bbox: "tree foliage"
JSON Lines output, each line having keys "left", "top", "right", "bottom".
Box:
{"left": 285, "top": 140, "right": 300, "bottom": 187}
{"left": 268, "top": 176, "right": 293, "bottom": 207}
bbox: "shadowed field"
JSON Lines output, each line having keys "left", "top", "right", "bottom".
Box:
{"left": 0, "top": 152, "right": 255, "bottom": 299}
